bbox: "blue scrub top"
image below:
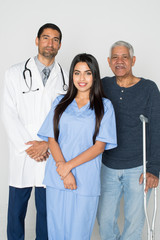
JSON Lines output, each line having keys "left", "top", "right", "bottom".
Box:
{"left": 38, "top": 95, "right": 117, "bottom": 196}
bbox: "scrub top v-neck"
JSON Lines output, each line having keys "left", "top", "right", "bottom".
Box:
{"left": 73, "top": 98, "right": 90, "bottom": 110}
{"left": 38, "top": 95, "right": 117, "bottom": 196}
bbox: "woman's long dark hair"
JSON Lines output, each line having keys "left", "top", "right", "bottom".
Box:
{"left": 54, "top": 53, "right": 106, "bottom": 143}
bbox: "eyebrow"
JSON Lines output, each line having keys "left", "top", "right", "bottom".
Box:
{"left": 112, "top": 53, "right": 128, "bottom": 56}
{"left": 41, "top": 34, "right": 49, "bottom": 37}
{"left": 41, "top": 35, "right": 60, "bottom": 40}
{"left": 74, "top": 69, "right": 91, "bottom": 72}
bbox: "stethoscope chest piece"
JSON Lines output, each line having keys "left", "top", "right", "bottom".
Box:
{"left": 63, "top": 84, "right": 68, "bottom": 91}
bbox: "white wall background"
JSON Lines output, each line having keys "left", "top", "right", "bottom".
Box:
{"left": 0, "top": 0, "right": 160, "bottom": 239}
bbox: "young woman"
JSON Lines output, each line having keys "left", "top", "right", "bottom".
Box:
{"left": 38, "top": 53, "right": 117, "bottom": 240}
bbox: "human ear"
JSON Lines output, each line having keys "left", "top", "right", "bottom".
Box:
{"left": 35, "top": 37, "right": 39, "bottom": 46}
{"left": 132, "top": 56, "right": 136, "bottom": 66}
{"left": 107, "top": 57, "right": 111, "bottom": 67}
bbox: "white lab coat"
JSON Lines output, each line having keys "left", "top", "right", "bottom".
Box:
{"left": 2, "top": 57, "right": 68, "bottom": 188}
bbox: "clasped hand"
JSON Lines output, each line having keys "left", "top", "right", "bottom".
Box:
{"left": 56, "top": 161, "right": 71, "bottom": 179}
{"left": 56, "top": 161, "right": 77, "bottom": 190}
{"left": 25, "top": 140, "right": 49, "bottom": 162}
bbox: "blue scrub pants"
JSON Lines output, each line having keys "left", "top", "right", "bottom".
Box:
{"left": 7, "top": 186, "right": 48, "bottom": 240}
{"left": 97, "top": 164, "right": 151, "bottom": 240}
{"left": 46, "top": 187, "right": 99, "bottom": 240}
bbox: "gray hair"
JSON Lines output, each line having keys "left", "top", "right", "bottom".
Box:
{"left": 109, "top": 40, "right": 134, "bottom": 58}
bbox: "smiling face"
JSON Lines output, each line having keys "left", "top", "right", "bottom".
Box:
{"left": 108, "top": 46, "right": 136, "bottom": 78}
{"left": 36, "top": 28, "right": 61, "bottom": 61}
{"left": 73, "top": 62, "right": 93, "bottom": 96}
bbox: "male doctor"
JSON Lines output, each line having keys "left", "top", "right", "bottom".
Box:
{"left": 2, "top": 23, "right": 68, "bottom": 240}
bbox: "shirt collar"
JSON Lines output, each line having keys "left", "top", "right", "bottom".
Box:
{"left": 34, "top": 55, "right": 55, "bottom": 73}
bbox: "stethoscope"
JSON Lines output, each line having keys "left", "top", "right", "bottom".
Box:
{"left": 22, "top": 58, "right": 68, "bottom": 94}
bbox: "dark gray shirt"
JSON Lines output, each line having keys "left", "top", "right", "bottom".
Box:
{"left": 102, "top": 76, "right": 160, "bottom": 177}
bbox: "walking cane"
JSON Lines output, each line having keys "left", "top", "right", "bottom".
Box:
{"left": 140, "top": 115, "right": 157, "bottom": 240}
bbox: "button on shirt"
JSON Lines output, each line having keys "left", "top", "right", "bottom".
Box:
{"left": 101, "top": 76, "right": 160, "bottom": 177}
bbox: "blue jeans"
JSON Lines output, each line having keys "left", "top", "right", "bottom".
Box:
{"left": 97, "top": 164, "right": 151, "bottom": 240}
{"left": 7, "top": 186, "right": 48, "bottom": 240}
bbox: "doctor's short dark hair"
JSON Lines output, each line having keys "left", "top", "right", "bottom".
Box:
{"left": 37, "top": 23, "right": 62, "bottom": 43}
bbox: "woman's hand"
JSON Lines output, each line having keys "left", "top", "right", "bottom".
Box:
{"left": 56, "top": 161, "right": 72, "bottom": 179}
{"left": 63, "top": 172, "right": 77, "bottom": 190}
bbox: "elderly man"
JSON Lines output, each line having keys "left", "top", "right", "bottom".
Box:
{"left": 97, "top": 41, "right": 160, "bottom": 240}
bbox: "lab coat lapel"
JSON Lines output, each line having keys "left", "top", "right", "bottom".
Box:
{"left": 45, "top": 61, "right": 60, "bottom": 88}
